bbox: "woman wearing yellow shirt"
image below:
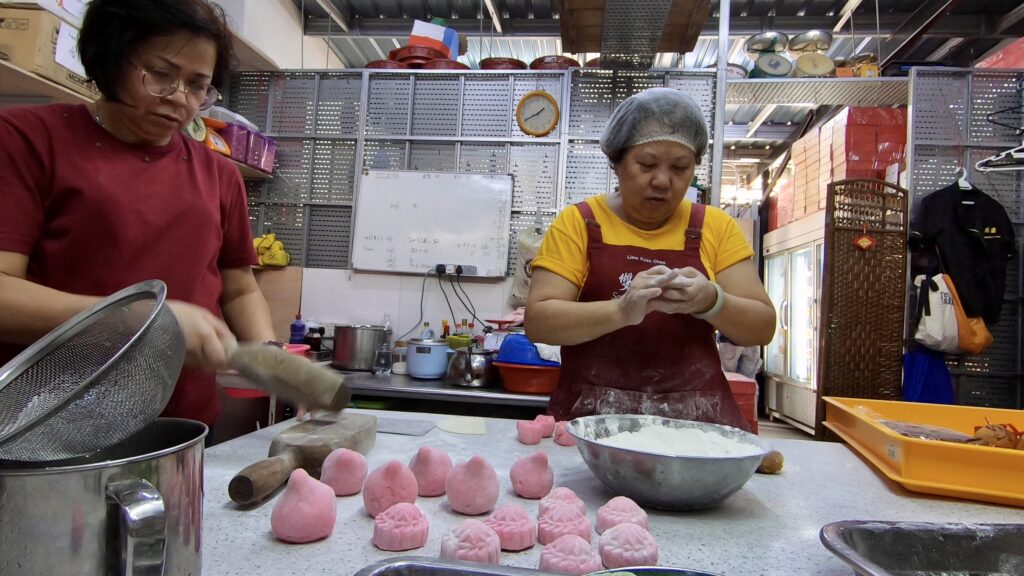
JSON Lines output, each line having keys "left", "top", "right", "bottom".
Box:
{"left": 526, "top": 88, "right": 775, "bottom": 431}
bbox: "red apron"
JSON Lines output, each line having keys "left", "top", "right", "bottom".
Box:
{"left": 547, "top": 201, "right": 751, "bottom": 432}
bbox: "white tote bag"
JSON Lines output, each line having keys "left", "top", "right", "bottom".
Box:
{"left": 913, "top": 274, "right": 960, "bottom": 353}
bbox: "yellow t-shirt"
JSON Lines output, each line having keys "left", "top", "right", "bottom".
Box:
{"left": 532, "top": 196, "right": 754, "bottom": 288}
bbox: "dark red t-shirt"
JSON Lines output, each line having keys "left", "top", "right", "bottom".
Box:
{"left": 0, "top": 104, "right": 258, "bottom": 426}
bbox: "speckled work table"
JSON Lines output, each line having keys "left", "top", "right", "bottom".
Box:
{"left": 202, "top": 409, "right": 1022, "bottom": 576}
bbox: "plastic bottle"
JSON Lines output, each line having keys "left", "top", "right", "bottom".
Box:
{"left": 442, "top": 319, "right": 450, "bottom": 339}
{"left": 391, "top": 340, "right": 408, "bottom": 375}
{"left": 303, "top": 321, "right": 322, "bottom": 352}
{"left": 420, "top": 322, "right": 435, "bottom": 340}
{"left": 289, "top": 314, "right": 305, "bottom": 344}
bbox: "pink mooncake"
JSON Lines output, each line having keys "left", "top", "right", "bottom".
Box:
{"left": 372, "top": 502, "right": 429, "bottom": 551}
{"left": 596, "top": 496, "right": 648, "bottom": 534}
{"left": 538, "top": 504, "right": 592, "bottom": 545}
{"left": 539, "top": 487, "right": 587, "bottom": 517}
{"left": 484, "top": 504, "right": 536, "bottom": 551}
{"left": 539, "top": 534, "right": 603, "bottom": 575}
{"left": 598, "top": 522, "right": 658, "bottom": 568}
{"left": 439, "top": 519, "right": 501, "bottom": 564}
{"left": 510, "top": 451, "right": 554, "bottom": 499}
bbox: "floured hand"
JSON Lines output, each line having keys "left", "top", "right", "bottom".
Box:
{"left": 616, "top": 265, "right": 677, "bottom": 326}
{"left": 649, "top": 267, "right": 718, "bottom": 316}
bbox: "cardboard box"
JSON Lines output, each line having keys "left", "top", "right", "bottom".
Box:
{"left": 0, "top": 1, "right": 88, "bottom": 27}
{"left": 0, "top": 7, "right": 98, "bottom": 99}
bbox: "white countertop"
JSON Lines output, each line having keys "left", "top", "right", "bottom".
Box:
{"left": 201, "top": 409, "right": 1022, "bottom": 576}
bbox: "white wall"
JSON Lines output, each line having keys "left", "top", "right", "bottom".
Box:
{"left": 215, "top": 0, "right": 343, "bottom": 69}
{"left": 300, "top": 269, "right": 517, "bottom": 339}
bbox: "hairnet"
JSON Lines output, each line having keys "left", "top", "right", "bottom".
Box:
{"left": 600, "top": 87, "right": 708, "bottom": 163}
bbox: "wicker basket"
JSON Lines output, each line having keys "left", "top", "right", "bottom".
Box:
{"left": 816, "top": 179, "right": 909, "bottom": 438}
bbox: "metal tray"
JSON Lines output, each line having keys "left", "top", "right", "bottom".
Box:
{"left": 354, "top": 557, "right": 723, "bottom": 576}
{"left": 820, "top": 521, "right": 1024, "bottom": 576}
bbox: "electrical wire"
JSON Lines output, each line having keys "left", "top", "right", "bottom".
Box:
{"left": 452, "top": 273, "right": 493, "bottom": 330}
{"left": 437, "top": 274, "right": 457, "bottom": 329}
{"left": 396, "top": 269, "right": 432, "bottom": 342}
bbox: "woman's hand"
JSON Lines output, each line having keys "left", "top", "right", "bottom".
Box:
{"left": 649, "top": 267, "right": 718, "bottom": 316}
{"left": 167, "top": 300, "right": 237, "bottom": 372}
{"left": 616, "top": 265, "right": 677, "bottom": 325}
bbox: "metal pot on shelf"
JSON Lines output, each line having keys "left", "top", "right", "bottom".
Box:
{"left": 332, "top": 324, "right": 392, "bottom": 371}
{"left": 0, "top": 418, "right": 207, "bottom": 576}
{"left": 445, "top": 346, "right": 500, "bottom": 388}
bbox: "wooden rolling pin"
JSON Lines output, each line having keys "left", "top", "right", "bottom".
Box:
{"left": 229, "top": 413, "right": 377, "bottom": 505}
{"left": 228, "top": 343, "right": 351, "bottom": 411}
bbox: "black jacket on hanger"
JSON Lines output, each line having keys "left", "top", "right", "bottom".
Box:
{"left": 910, "top": 183, "right": 1016, "bottom": 325}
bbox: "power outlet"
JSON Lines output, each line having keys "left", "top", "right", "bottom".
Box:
{"left": 445, "top": 264, "right": 455, "bottom": 274}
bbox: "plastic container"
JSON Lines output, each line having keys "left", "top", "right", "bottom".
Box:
{"left": 204, "top": 106, "right": 258, "bottom": 132}
{"left": 246, "top": 132, "right": 277, "bottom": 174}
{"left": 283, "top": 343, "right": 310, "bottom": 356}
{"left": 216, "top": 123, "right": 251, "bottom": 163}
{"left": 496, "top": 334, "right": 560, "bottom": 367}
{"left": 494, "top": 361, "right": 559, "bottom": 394}
{"left": 822, "top": 397, "right": 1024, "bottom": 507}
{"left": 289, "top": 315, "right": 305, "bottom": 345}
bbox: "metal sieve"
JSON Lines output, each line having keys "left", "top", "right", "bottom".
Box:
{"left": 0, "top": 280, "right": 184, "bottom": 462}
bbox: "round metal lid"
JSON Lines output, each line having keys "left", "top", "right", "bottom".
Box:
{"left": 744, "top": 31, "right": 789, "bottom": 55}
{"left": 788, "top": 30, "right": 833, "bottom": 54}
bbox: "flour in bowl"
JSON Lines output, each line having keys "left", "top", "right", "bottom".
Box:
{"left": 597, "top": 425, "right": 762, "bottom": 457}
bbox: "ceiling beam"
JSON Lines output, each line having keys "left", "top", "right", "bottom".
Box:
{"left": 745, "top": 105, "right": 777, "bottom": 139}
{"left": 996, "top": 2, "right": 1024, "bottom": 35}
{"left": 926, "top": 37, "right": 966, "bottom": 61}
{"left": 303, "top": 14, "right": 1008, "bottom": 40}
{"left": 724, "top": 123, "right": 798, "bottom": 142}
{"left": 832, "top": 0, "right": 864, "bottom": 32}
{"left": 313, "top": 0, "right": 351, "bottom": 32}
{"left": 878, "top": 0, "right": 964, "bottom": 67}
{"left": 482, "top": 0, "right": 505, "bottom": 34}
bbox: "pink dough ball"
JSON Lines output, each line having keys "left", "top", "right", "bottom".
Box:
{"left": 509, "top": 451, "right": 554, "bottom": 499}
{"left": 270, "top": 469, "right": 336, "bottom": 544}
{"left": 517, "top": 420, "right": 545, "bottom": 445}
{"left": 320, "top": 448, "right": 368, "bottom": 496}
{"left": 534, "top": 414, "right": 556, "bottom": 437}
{"left": 363, "top": 460, "right": 418, "bottom": 517}
{"left": 409, "top": 446, "right": 453, "bottom": 497}
{"left": 554, "top": 421, "right": 576, "bottom": 446}
{"left": 446, "top": 455, "right": 499, "bottom": 515}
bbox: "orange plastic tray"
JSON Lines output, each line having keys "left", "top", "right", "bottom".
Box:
{"left": 823, "top": 397, "right": 1024, "bottom": 508}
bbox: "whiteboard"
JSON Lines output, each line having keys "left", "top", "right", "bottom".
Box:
{"left": 352, "top": 170, "right": 513, "bottom": 277}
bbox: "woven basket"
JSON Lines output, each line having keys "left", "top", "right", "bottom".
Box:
{"left": 816, "top": 179, "right": 909, "bottom": 438}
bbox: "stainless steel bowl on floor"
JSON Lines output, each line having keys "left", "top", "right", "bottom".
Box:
{"left": 568, "top": 415, "right": 768, "bottom": 511}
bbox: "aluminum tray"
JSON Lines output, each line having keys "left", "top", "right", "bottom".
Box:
{"left": 820, "top": 521, "right": 1024, "bottom": 576}
{"left": 354, "top": 557, "right": 722, "bottom": 576}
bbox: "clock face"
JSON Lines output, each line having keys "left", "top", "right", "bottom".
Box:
{"left": 517, "top": 91, "right": 559, "bottom": 137}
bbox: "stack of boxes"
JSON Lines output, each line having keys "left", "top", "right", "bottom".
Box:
{"left": 770, "top": 107, "right": 907, "bottom": 231}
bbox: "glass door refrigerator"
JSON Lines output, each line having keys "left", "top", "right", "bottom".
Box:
{"left": 762, "top": 211, "right": 825, "bottom": 434}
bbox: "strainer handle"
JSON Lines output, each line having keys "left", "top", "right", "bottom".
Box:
{"left": 107, "top": 478, "right": 167, "bottom": 576}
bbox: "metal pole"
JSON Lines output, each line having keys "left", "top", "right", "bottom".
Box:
{"left": 710, "top": 0, "right": 730, "bottom": 207}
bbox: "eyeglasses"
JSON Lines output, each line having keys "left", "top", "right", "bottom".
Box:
{"left": 137, "top": 65, "right": 221, "bottom": 110}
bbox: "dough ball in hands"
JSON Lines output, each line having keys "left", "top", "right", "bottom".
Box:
{"left": 363, "top": 460, "right": 418, "bottom": 517}
{"left": 484, "top": 504, "right": 536, "bottom": 551}
{"left": 598, "top": 522, "right": 658, "bottom": 569}
{"left": 409, "top": 446, "right": 453, "bottom": 497}
{"left": 320, "top": 448, "right": 368, "bottom": 496}
{"left": 554, "top": 422, "right": 576, "bottom": 446}
{"left": 517, "top": 420, "right": 545, "bottom": 445}
{"left": 372, "top": 502, "right": 429, "bottom": 551}
{"left": 439, "top": 519, "right": 501, "bottom": 564}
{"left": 539, "top": 534, "right": 603, "bottom": 575}
{"left": 446, "top": 456, "right": 500, "bottom": 515}
{"left": 271, "top": 469, "right": 337, "bottom": 543}
{"left": 539, "top": 486, "right": 587, "bottom": 517}
{"left": 534, "top": 414, "right": 556, "bottom": 437}
{"left": 596, "top": 496, "right": 648, "bottom": 534}
{"left": 538, "top": 504, "right": 592, "bottom": 545}
{"left": 510, "top": 451, "right": 554, "bottom": 499}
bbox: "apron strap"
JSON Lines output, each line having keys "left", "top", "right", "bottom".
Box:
{"left": 574, "top": 201, "right": 604, "bottom": 247}
{"left": 684, "top": 202, "right": 705, "bottom": 252}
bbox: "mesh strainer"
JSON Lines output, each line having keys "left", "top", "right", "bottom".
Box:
{"left": 0, "top": 280, "right": 184, "bottom": 462}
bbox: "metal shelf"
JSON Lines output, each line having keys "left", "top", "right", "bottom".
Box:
{"left": 231, "top": 158, "right": 272, "bottom": 180}
{"left": 0, "top": 59, "right": 92, "bottom": 105}
{"left": 726, "top": 77, "right": 909, "bottom": 107}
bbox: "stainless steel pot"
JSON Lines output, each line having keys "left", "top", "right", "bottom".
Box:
{"left": 445, "top": 347, "right": 499, "bottom": 388}
{"left": 0, "top": 418, "right": 206, "bottom": 576}
{"left": 332, "top": 324, "right": 391, "bottom": 371}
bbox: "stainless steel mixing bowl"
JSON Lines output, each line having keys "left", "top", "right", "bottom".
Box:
{"left": 568, "top": 415, "right": 768, "bottom": 511}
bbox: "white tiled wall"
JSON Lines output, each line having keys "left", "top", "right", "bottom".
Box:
{"left": 300, "top": 268, "right": 516, "bottom": 340}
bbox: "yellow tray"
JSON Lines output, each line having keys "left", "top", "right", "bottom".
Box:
{"left": 822, "top": 397, "right": 1024, "bottom": 508}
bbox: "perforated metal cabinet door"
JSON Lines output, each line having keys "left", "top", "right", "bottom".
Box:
{"left": 409, "top": 142, "right": 457, "bottom": 172}
{"left": 316, "top": 73, "right": 362, "bottom": 137}
{"left": 306, "top": 206, "right": 353, "bottom": 269}
{"left": 568, "top": 71, "right": 615, "bottom": 139}
{"left": 509, "top": 144, "right": 559, "bottom": 212}
{"left": 227, "top": 73, "right": 271, "bottom": 131}
{"left": 262, "top": 138, "right": 313, "bottom": 204}
{"left": 269, "top": 73, "right": 317, "bottom": 135}
{"left": 260, "top": 204, "right": 307, "bottom": 267}
{"left": 565, "top": 141, "right": 612, "bottom": 205}
{"left": 411, "top": 76, "right": 460, "bottom": 137}
{"left": 311, "top": 140, "right": 357, "bottom": 204}
{"left": 366, "top": 74, "right": 412, "bottom": 137}
{"left": 459, "top": 143, "right": 508, "bottom": 174}
{"left": 462, "top": 75, "right": 512, "bottom": 137}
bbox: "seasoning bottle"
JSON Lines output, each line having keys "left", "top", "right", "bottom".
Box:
{"left": 289, "top": 314, "right": 305, "bottom": 344}
{"left": 303, "top": 321, "right": 322, "bottom": 352}
{"left": 420, "top": 322, "right": 435, "bottom": 340}
{"left": 391, "top": 340, "right": 408, "bottom": 375}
